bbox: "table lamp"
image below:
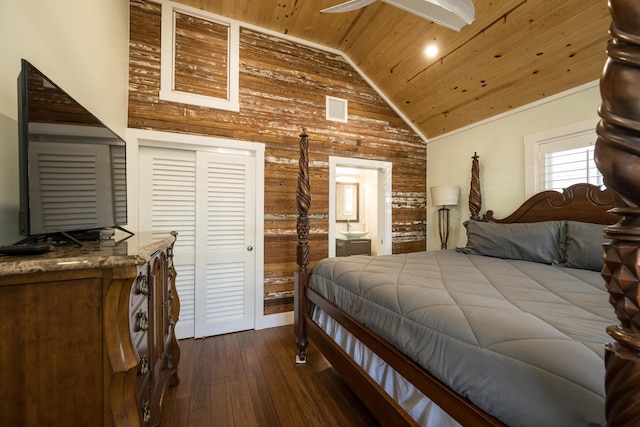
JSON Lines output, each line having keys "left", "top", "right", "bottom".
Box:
{"left": 430, "top": 185, "right": 460, "bottom": 249}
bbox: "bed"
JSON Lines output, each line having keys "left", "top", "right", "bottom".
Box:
{"left": 293, "top": 3, "right": 640, "bottom": 425}
{"left": 297, "top": 163, "right": 616, "bottom": 426}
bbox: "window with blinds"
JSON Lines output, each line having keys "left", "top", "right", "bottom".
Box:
{"left": 543, "top": 145, "right": 603, "bottom": 191}
{"left": 524, "top": 118, "right": 602, "bottom": 196}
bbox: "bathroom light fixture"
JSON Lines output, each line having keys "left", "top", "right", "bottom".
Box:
{"left": 430, "top": 184, "right": 459, "bottom": 249}
{"left": 321, "top": 0, "right": 475, "bottom": 32}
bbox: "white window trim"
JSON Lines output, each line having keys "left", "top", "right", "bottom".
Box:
{"left": 523, "top": 117, "right": 600, "bottom": 197}
{"left": 160, "top": 1, "right": 240, "bottom": 112}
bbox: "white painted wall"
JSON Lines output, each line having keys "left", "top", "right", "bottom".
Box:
{"left": 0, "top": 0, "right": 129, "bottom": 245}
{"left": 426, "top": 82, "right": 602, "bottom": 251}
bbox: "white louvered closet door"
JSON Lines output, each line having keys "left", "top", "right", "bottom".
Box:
{"left": 139, "top": 146, "right": 256, "bottom": 339}
{"left": 139, "top": 147, "right": 197, "bottom": 339}
{"left": 195, "top": 151, "right": 255, "bottom": 337}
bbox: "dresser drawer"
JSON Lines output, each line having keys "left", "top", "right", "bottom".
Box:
{"left": 132, "top": 318, "right": 149, "bottom": 399}
{"left": 131, "top": 310, "right": 149, "bottom": 352}
{"left": 130, "top": 267, "right": 150, "bottom": 358}
{"left": 130, "top": 271, "right": 150, "bottom": 309}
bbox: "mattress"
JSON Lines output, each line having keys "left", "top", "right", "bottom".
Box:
{"left": 308, "top": 250, "right": 616, "bottom": 427}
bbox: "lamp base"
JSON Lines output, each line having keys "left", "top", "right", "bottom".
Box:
{"left": 438, "top": 206, "right": 450, "bottom": 250}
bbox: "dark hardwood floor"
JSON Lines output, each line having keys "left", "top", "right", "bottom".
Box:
{"left": 162, "top": 325, "right": 380, "bottom": 426}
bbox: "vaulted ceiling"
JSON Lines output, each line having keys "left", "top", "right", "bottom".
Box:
{"left": 175, "top": 0, "right": 611, "bottom": 139}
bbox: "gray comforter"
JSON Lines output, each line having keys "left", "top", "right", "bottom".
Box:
{"left": 309, "top": 250, "right": 615, "bottom": 427}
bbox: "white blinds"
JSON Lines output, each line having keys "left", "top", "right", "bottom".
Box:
{"left": 524, "top": 118, "right": 601, "bottom": 196}
{"left": 543, "top": 145, "right": 603, "bottom": 191}
{"left": 532, "top": 121, "right": 603, "bottom": 192}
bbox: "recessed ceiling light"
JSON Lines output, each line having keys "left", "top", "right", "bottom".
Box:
{"left": 425, "top": 44, "right": 438, "bottom": 58}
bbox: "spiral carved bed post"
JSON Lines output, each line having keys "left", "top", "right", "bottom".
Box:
{"left": 294, "top": 130, "right": 311, "bottom": 364}
{"left": 595, "top": 1, "right": 640, "bottom": 425}
{"left": 469, "top": 152, "right": 481, "bottom": 221}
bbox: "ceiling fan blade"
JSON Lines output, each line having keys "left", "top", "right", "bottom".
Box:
{"left": 434, "top": 0, "right": 475, "bottom": 24}
{"left": 321, "top": 0, "right": 377, "bottom": 13}
{"left": 382, "top": 0, "right": 475, "bottom": 31}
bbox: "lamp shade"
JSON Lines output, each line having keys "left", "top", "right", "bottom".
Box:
{"left": 430, "top": 185, "right": 459, "bottom": 206}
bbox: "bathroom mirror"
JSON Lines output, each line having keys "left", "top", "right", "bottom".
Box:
{"left": 336, "top": 182, "right": 359, "bottom": 222}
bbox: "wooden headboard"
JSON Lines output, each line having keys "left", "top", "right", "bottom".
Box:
{"left": 483, "top": 184, "right": 617, "bottom": 225}
{"left": 466, "top": 154, "right": 616, "bottom": 225}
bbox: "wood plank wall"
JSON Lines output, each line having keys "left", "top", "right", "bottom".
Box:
{"left": 173, "top": 12, "right": 229, "bottom": 99}
{"left": 128, "top": 0, "right": 426, "bottom": 315}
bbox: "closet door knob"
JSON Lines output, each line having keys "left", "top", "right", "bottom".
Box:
{"left": 247, "top": 246, "right": 253, "bottom": 251}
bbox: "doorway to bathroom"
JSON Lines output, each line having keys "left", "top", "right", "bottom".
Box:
{"left": 328, "top": 156, "right": 392, "bottom": 257}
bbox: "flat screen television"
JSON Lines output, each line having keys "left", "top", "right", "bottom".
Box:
{"left": 17, "top": 59, "right": 129, "bottom": 242}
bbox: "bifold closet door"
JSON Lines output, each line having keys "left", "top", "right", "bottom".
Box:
{"left": 139, "top": 147, "right": 197, "bottom": 339}
{"left": 139, "top": 146, "right": 256, "bottom": 339}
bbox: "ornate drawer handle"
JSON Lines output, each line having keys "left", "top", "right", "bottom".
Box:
{"left": 136, "top": 274, "right": 149, "bottom": 296}
{"left": 138, "top": 311, "right": 149, "bottom": 332}
{"left": 167, "top": 352, "right": 174, "bottom": 370}
{"left": 139, "top": 355, "right": 150, "bottom": 375}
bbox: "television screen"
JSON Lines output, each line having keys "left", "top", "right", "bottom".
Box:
{"left": 17, "top": 59, "right": 127, "bottom": 238}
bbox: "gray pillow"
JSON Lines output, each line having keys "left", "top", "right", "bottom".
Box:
{"left": 562, "top": 221, "right": 610, "bottom": 271}
{"left": 457, "top": 220, "right": 565, "bottom": 264}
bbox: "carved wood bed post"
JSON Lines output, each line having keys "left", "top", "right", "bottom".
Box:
{"left": 595, "top": 1, "right": 640, "bottom": 424}
{"left": 469, "top": 152, "right": 481, "bottom": 221}
{"left": 294, "top": 130, "right": 311, "bottom": 364}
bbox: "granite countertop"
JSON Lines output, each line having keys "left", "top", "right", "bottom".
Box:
{"left": 0, "top": 232, "right": 176, "bottom": 277}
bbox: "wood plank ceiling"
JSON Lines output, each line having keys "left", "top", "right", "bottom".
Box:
{"left": 174, "top": 0, "right": 610, "bottom": 139}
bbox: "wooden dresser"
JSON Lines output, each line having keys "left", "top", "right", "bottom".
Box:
{"left": 0, "top": 232, "right": 180, "bottom": 427}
